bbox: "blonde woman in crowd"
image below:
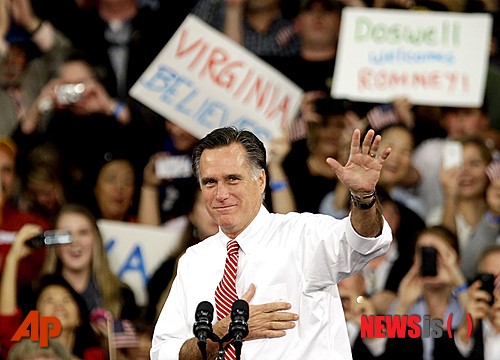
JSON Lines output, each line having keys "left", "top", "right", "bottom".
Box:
{"left": 1, "top": 224, "right": 105, "bottom": 359}
{"left": 40, "top": 203, "right": 140, "bottom": 321}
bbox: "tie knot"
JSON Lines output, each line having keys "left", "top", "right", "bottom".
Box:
{"left": 227, "top": 239, "right": 239, "bottom": 256}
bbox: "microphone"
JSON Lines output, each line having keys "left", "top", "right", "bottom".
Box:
{"left": 229, "top": 299, "right": 249, "bottom": 360}
{"left": 193, "top": 301, "right": 214, "bottom": 360}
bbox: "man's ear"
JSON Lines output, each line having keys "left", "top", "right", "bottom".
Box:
{"left": 258, "top": 168, "right": 266, "bottom": 194}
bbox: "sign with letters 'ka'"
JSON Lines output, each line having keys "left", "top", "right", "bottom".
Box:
{"left": 98, "top": 218, "right": 187, "bottom": 306}
{"left": 130, "top": 14, "right": 303, "bottom": 149}
{"left": 332, "top": 8, "right": 492, "bottom": 107}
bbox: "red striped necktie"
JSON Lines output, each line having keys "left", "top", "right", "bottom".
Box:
{"left": 215, "top": 239, "right": 239, "bottom": 359}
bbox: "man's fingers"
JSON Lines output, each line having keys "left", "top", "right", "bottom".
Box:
{"left": 326, "top": 157, "right": 342, "bottom": 174}
{"left": 378, "top": 146, "right": 391, "bottom": 161}
{"left": 241, "top": 283, "right": 256, "bottom": 302}
{"left": 350, "top": 128, "right": 361, "bottom": 154}
{"left": 268, "top": 320, "right": 297, "bottom": 330}
{"left": 253, "top": 301, "right": 292, "bottom": 313}
{"left": 240, "top": 285, "right": 300, "bottom": 342}
{"left": 269, "top": 311, "right": 299, "bottom": 321}
{"left": 361, "top": 129, "right": 375, "bottom": 155}
{"left": 246, "top": 311, "right": 298, "bottom": 340}
{"left": 258, "top": 329, "right": 287, "bottom": 339}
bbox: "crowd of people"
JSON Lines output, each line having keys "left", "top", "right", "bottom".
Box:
{"left": 1, "top": 0, "right": 500, "bottom": 359}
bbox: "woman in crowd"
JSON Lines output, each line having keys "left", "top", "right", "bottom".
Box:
{"left": 17, "top": 143, "right": 75, "bottom": 226}
{"left": 11, "top": 51, "right": 138, "bottom": 189}
{"left": 79, "top": 153, "right": 138, "bottom": 223}
{"left": 384, "top": 225, "right": 468, "bottom": 359}
{"left": 320, "top": 123, "right": 425, "bottom": 220}
{"left": 427, "top": 136, "right": 493, "bottom": 253}
{"left": 39, "top": 203, "right": 140, "bottom": 321}
{"left": 458, "top": 159, "right": 500, "bottom": 280}
{"left": 0, "top": 223, "right": 105, "bottom": 359}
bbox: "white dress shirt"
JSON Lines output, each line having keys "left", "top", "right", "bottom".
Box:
{"left": 455, "top": 318, "right": 500, "bottom": 360}
{"left": 151, "top": 205, "right": 392, "bottom": 359}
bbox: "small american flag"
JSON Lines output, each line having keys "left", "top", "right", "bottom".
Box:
{"left": 288, "top": 113, "right": 308, "bottom": 142}
{"left": 366, "top": 104, "right": 399, "bottom": 131}
{"left": 275, "top": 25, "right": 297, "bottom": 48}
{"left": 112, "top": 320, "right": 138, "bottom": 349}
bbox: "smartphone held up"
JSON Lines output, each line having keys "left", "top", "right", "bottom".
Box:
{"left": 154, "top": 155, "right": 192, "bottom": 179}
{"left": 474, "top": 272, "right": 495, "bottom": 306}
{"left": 421, "top": 246, "right": 438, "bottom": 277}
{"left": 442, "top": 140, "right": 464, "bottom": 170}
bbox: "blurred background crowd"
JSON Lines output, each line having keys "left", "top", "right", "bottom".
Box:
{"left": 0, "top": 0, "right": 500, "bottom": 359}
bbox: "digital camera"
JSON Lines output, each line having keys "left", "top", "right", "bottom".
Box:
{"left": 26, "top": 230, "right": 72, "bottom": 249}
{"left": 56, "top": 83, "right": 85, "bottom": 105}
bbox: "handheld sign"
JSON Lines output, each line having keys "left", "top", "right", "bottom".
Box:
{"left": 130, "top": 14, "right": 304, "bottom": 149}
{"left": 98, "top": 218, "right": 187, "bottom": 306}
{"left": 332, "top": 7, "right": 492, "bottom": 107}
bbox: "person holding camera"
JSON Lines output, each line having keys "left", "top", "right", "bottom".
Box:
{"left": 425, "top": 137, "right": 493, "bottom": 271}
{"left": 0, "top": 0, "right": 72, "bottom": 138}
{"left": 10, "top": 51, "right": 143, "bottom": 191}
{"left": 434, "top": 246, "right": 500, "bottom": 360}
{"left": 460, "top": 159, "right": 500, "bottom": 281}
{"left": 0, "top": 224, "right": 106, "bottom": 360}
{"left": 137, "top": 120, "right": 201, "bottom": 225}
{"left": 382, "top": 225, "right": 468, "bottom": 359}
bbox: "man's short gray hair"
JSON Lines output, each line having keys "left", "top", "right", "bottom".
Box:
{"left": 192, "top": 127, "right": 266, "bottom": 184}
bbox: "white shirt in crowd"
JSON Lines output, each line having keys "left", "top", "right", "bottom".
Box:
{"left": 455, "top": 319, "right": 500, "bottom": 360}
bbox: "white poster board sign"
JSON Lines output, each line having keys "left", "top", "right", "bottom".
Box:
{"left": 129, "top": 14, "right": 304, "bottom": 150}
{"left": 332, "top": 8, "right": 492, "bottom": 107}
{"left": 98, "top": 218, "right": 187, "bottom": 306}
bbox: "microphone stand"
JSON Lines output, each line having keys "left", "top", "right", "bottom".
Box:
{"left": 210, "top": 332, "right": 238, "bottom": 360}
{"left": 214, "top": 340, "right": 226, "bottom": 360}
{"left": 195, "top": 323, "right": 235, "bottom": 360}
{"left": 197, "top": 340, "right": 207, "bottom": 360}
{"left": 233, "top": 340, "right": 242, "bottom": 360}
{"left": 196, "top": 329, "right": 224, "bottom": 360}
{"left": 207, "top": 333, "right": 227, "bottom": 360}
{"left": 197, "top": 303, "right": 248, "bottom": 359}
{"left": 215, "top": 332, "right": 243, "bottom": 360}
